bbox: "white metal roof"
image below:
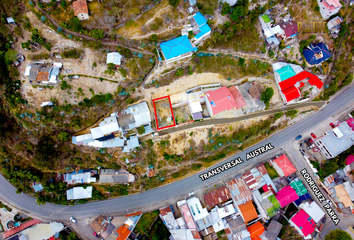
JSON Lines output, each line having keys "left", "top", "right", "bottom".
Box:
{"left": 20, "top": 222, "right": 64, "bottom": 240}
{"left": 302, "top": 202, "right": 325, "bottom": 223}
{"left": 107, "top": 52, "right": 122, "bottom": 65}
{"left": 66, "top": 186, "right": 93, "bottom": 200}
{"left": 190, "top": 101, "right": 203, "bottom": 113}
{"left": 263, "top": 25, "right": 283, "bottom": 38}
{"left": 343, "top": 182, "right": 354, "bottom": 201}
{"left": 333, "top": 127, "right": 343, "bottom": 138}
{"left": 186, "top": 197, "right": 209, "bottom": 221}
{"left": 24, "top": 65, "right": 32, "bottom": 76}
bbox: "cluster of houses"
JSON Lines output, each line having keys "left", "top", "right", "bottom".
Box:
{"left": 153, "top": 82, "right": 266, "bottom": 130}
{"left": 154, "top": 154, "right": 326, "bottom": 240}
{"left": 72, "top": 101, "right": 152, "bottom": 150}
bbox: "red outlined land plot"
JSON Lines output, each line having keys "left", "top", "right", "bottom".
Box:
{"left": 153, "top": 96, "right": 176, "bottom": 130}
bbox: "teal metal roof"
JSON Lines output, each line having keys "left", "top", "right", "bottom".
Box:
{"left": 276, "top": 65, "right": 296, "bottom": 81}
{"left": 160, "top": 36, "right": 197, "bottom": 60}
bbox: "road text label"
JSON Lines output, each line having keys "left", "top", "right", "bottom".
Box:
{"left": 323, "top": 203, "right": 340, "bottom": 225}
{"left": 300, "top": 168, "right": 326, "bottom": 203}
{"left": 246, "top": 143, "right": 274, "bottom": 160}
{"left": 199, "top": 158, "right": 244, "bottom": 181}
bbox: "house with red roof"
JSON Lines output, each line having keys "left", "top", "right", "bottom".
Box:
{"left": 228, "top": 86, "right": 247, "bottom": 109}
{"left": 318, "top": 0, "right": 342, "bottom": 19}
{"left": 271, "top": 154, "right": 297, "bottom": 177}
{"left": 278, "top": 21, "right": 298, "bottom": 40}
{"left": 272, "top": 62, "right": 323, "bottom": 103}
{"left": 289, "top": 209, "right": 317, "bottom": 238}
{"left": 204, "top": 86, "right": 238, "bottom": 116}
{"left": 246, "top": 221, "right": 265, "bottom": 240}
{"left": 72, "top": 0, "right": 89, "bottom": 20}
{"left": 275, "top": 186, "right": 299, "bottom": 208}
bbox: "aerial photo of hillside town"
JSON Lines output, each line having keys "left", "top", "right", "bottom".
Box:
{"left": 1, "top": 0, "right": 354, "bottom": 239}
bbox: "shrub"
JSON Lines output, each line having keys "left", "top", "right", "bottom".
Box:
{"left": 119, "top": 68, "right": 127, "bottom": 77}
{"left": 89, "top": 29, "right": 105, "bottom": 39}
{"left": 138, "top": 125, "right": 145, "bottom": 135}
{"left": 274, "top": 112, "right": 283, "bottom": 119}
{"left": 58, "top": 131, "right": 71, "bottom": 141}
{"left": 60, "top": 49, "right": 82, "bottom": 59}
{"left": 260, "top": 87, "right": 274, "bottom": 108}
{"left": 286, "top": 109, "right": 298, "bottom": 119}
{"left": 175, "top": 68, "right": 183, "bottom": 77}
{"left": 92, "top": 62, "right": 97, "bottom": 67}
{"left": 168, "top": 0, "right": 180, "bottom": 7}
{"left": 61, "top": 0, "right": 66, "bottom": 8}
{"left": 60, "top": 80, "right": 71, "bottom": 90}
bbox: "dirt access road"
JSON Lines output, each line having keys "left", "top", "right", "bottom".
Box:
{"left": 32, "top": 0, "right": 153, "bottom": 55}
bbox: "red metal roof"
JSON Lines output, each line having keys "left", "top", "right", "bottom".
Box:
{"left": 247, "top": 222, "right": 265, "bottom": 240}
{"left": 227, "top": 177, "right": 253, "bottom": 205}
{"left": 275, "top": 186, "right": 299, "bottom": 207}
{"left": 347, "top": 118, "right": 354, "bottom": 130}
{"left": 257, "top": 164, "right": 268, "bottom": 176}
{"left": 3, "top": 219, "right": 42, "bottom": 238}
{"left": 205, "top": 86, "right": 238, "bottom": 115}
{"left": 228, "top": 86, "right": 247, "bottom": 109}
{"left": 290, "top": 209, "right": 316, "bottom": 237}
{"left": 282, "top": 86, "right": 300, "bottom": 102}
{"left": 204, "top": 186, "right": 232, "bottom": 209}
{"left": 116, "top": 224, "right": 131, "bottom": 240}
{"left": 346, "top": 154, "right": 354, "bottom": 165}
{"left": 279, "top": 21, "right": 298, "bottom": 38}
{"left": 159, "top": 206, "right": 172, "bottom": 216}
{"left": 273, "top": 154, "right": 297, "bottom": 177}
{"left": 278, "top": 71, "right": 323, "bottom": 102}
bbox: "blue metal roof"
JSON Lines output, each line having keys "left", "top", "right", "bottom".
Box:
{"left": 160, "top": 36, "right": 197, "bottom": 60}
{"left": 303, "top": 42, "right": 331, "bottom": 65}
{"left": 193, "top": 12, "right": 207, "bottom": 26}
{"left": 189, "top": 0, "right": 196, "bottom": 5}
{"left": 195, "top": 24, "right": 211, "bottom": 39}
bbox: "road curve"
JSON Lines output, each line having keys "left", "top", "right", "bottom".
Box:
{"left": 0, "top": 87, "right": 353, "bottom": 221}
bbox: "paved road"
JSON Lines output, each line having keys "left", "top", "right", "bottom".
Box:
{"left": 159, "top": 101, "right": 325, "bottom": 135}
{"left": 0, "top": 87, "right": 353, "bottom": 223}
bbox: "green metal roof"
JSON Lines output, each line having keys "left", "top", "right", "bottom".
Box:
{"left": 290, "top": 179, "right": 308, "bottom": 196}
{"left": 261, "top": 14, "right": 271, "bottom": 23}
{"left": 276, "top": 65, "right": 296, "bottom": 81}
{"left": 267, "top": 195, "right": 281, "bottom": 217}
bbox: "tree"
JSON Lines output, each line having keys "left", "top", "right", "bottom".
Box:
{"left": 168, "top": 0, "right": 180, "bottom": 7}
{"left": 230, "top": 6, "right": 244, "bottom": 21}
{"left": 89, "top": 29, "right": 105, "bottom": 39}
{"left": 30, "top": 28, "right": 45, "bottom": 44}
{"left": 274, "top": 112, "right": 283, "bottom": 119}
{"left": 221, "top": 2, "right": 231, "bottom": 16}
{"left": 150, "top": 34, "right": 158, "bottom": 42}
{"left": 58, "top": 131, "right": 71, "bottom": 141}
{"left": 138, "top": 125, "right": 145, "bottom": 135}
{"left": 260, "top": 87, "right": 274, "bottom": 107}
{"left": 325, "top": 229, "right": 352, "bottom": 240}
{"left": 61, "top": 0, "right": 66, "bottom": 8}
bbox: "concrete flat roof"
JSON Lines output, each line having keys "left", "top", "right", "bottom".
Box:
{"left": 318, "top": 122, "right": 354, "bottom": 157}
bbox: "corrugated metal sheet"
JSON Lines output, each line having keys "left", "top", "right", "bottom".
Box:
{"left": 226, "top": 178, "right": 253, "bottom": 205}
{"left": 204, "top": 186, "right": 232, "bottom": 209}
{"left": 242, "top": 168, "right": 266, "bottom": 191}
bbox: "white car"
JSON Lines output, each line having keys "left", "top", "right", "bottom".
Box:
{"left": 70, "top": 217, "right": 77, "bottom": 223}
{"left": 188, "top": 191, "right": 196, "bottom": 196}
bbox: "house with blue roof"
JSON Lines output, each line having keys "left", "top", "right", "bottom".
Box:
{"left": 303, "top": 42, "right": 331, "bottom": 66}
{"left": 189, "top": 12, "right": 212, "bottom": 44}
{"left": 160, "top": 35, "right": 197, "bottom": 64}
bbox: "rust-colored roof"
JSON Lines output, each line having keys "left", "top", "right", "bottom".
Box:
{"left": 257, "top": 164, "right": 268, "bottom": 176}
{"left": 72, "top": 0, "right": 88, "bottom": 16}
{"left": 129, "top": 158, "right": 139, "bottom": 163}
{"left": 159, "top": 206, "right": 172, "bottom": 216}
{"left": 204, "top": 186, "right": 232, "bottom": 209}
{"left": 125, "top": 211, "right": 142, "bottom": 218}
{"left": 90, "top": 215, "right": 108, "bottom": 233}
{"left": 238, "top": 201, "right": 258, "bottom": 223}
{"left": 248, "top": 83, "right": 263, "bottom": 99}
{"left": 191, "top": 229, "right": 202, "bottom": 239}
{"left": 147, "top": 169, "right": 155, "bottom": 177}
{"left": 3, "top": 219, "right": 42, "bottom": 238}
{"left": 242, "top": 168, "right": 264, "bottom": 191}
{"left": 36, "top": 71, "right": 49, "bottom": 82}
{"left": 116, "top": 224, "right": 131, "bottom": 240}
{"left": 226, "top": 177, "right": 253, "bottom": 205}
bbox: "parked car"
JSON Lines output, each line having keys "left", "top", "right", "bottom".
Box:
{"left": 188, "top": 191, "right": 196, "bottom": 196}
{"left": 330, "top": 123, "right": 335, "bottom": 128}
{"left": 94, "top": 232, "right": 99, "bottom": 238}
{"left": 310, "top": 133, "right": 317, "bottom": 139}
{"left": 313, "top": 148, "right": 320, "bottom": 152}
{"left": 296, "top": 135, "right": 302, "bottom": 140}
{"left": 300, "top": 142, "right": 303, "bottom": 147}
{"left": 70, "top": 217, "right": 77, "bottom": 223}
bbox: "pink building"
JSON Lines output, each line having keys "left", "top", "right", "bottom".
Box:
{"left": 289, "top": 209, "right": 316, "bottom": 238}
{"left": 318, "top": 0, "right": 342, "bottom": 19}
